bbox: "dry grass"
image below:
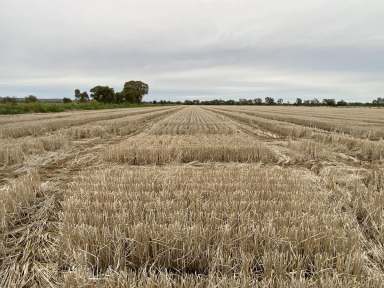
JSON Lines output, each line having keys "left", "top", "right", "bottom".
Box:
{"left": 228, "top": 106, "right": 384, "bottom": 139}
{"left": 147, "top": 108, "right": 235, "bottom": 135}
{"left": 62, "top": 165, "right": 366, "bottom": 285}
{"left": 0, "top": 172, "right": 60, "bottom": 287}
{"left": 0, "top": 171, "right": 40, "bottom": 233}
{"left": 210, "top": 107, "right": 384, "bottom": 161}
{"left": 105, "top": 108, "right": 276, "bottom": 164}
{"left": 0, "top": 107, "right": 178, "bottom": 167}
{"left": 0, "top": 107, "right": 170, "bottom": 138}
{"left": 0, "top": 105, "right": 384, "bottom": 287}
{"left": 63, "top": 271, "right": 382, "bottom": 288}
{"left": 314, "top": 134, "right": 384, "bottom": 161}
{"left": 64, "top": 107, "right": 178, "bottom": 139}
{"left": 0, "top": 135, "right": 69, "bottom": 166}
{"left": 105, "top": 134, "right": 277, "bottom": 164}
{"left": 209, "top": 107, "right": 312, "bottom": 138}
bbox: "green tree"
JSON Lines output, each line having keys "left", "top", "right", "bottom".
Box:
{"left": 311, "top": 98, "right": 320, "bottom": 105}
{"left": 74, "top": 89, "right": 81, "bottom": 100}
{"left": 80, "top": 92, "right": 89, "bottom": 102}
{"left": 25, "top": 95, "right": 38, "bottom": 103}
{"left": 121, "top": 81, "right": 148, "bottom": 103}
{"left": 295, "top": 98, "right": 303, "bottom": 105}
{"left": 372, "top": 97, "right": 384, "bottom": 105}
{"left": 1, "top": 97, "right": 17, "bottom": 103}
{"left": 74, "top": 89, "right": 89, "bottom": 102}
{"left": 265, "top": 97, "right": 275, "bottom": 105}
{"left": 337, "top": 100, "right": 347, "bottom": 106}
{"left": 114, "top": 92, "right": 124, "bottom": 103}
{"left": 63, "top": 97, "right": 72, "bottom": 103}
{"left": 90, "top": 86, "right": 115, "bottom": 103}
{"left": 322, "top": 99, "right": 336, "bottom": 106}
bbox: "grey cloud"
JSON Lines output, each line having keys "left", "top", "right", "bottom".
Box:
{"left": 1, "top": 0, "right": 383, "bottom": 101}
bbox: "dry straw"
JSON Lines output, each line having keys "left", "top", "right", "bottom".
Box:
{"left": 0, "top": 105, "right": 383, "bottom": 286}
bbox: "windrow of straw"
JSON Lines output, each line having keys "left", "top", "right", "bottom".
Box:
{"left": 62, "top": 165, "right": 367, "bottom": 285}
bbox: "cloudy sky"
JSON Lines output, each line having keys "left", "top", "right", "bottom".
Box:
{"left": 1, "top": 0, "right": 383, "bottom": 102}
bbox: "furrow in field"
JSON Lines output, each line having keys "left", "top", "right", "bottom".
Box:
{"left": 224, "top": 106, "right": 384, "bottom": 139}
{"left": 208, "top": 107, "right": 314, "bottom": 138}
{"left": 0, "top": 107, "right": 152, "bottom": 125}
{"left": 0, "top": 106, "right": 171, "bottom": 138}
{"left": 210, "top": 107, "right": 384, "bottom": 162}
{"left": 105, "top": 107, "right": 278, "bottom": 165}
{"left": 61, "top": 163, "right": 374, "bottom": 286}
{"left": 0, "top": 107, "right": 167, "bottom": 125}
{"left": 0, "top": 107, "right": 179, "bottom": 169}
{"left": 234, "top": 106, "right": 384, "bottom": 123}
{"left": 205, "top": 107, "right": 338, "bottom": 167}
{"left": 146, "top": 107, "right": 236, "bottom": 135}
{"left": 0, "top": 107, "right": 182, "bottom": 287}
{"left": 202, "top": 107, "right": 280, "bottom": 140}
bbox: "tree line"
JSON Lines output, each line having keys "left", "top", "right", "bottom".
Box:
{"left": 1, "top": 92, "right": 384, "bottom": 108}
{"left": 0, "top": 81, "right": 149, "bottom": 105}
{"left": 176, "top": 97, "right": 384, "bottom": 107}
{"left": 71, "top": 81, "right": 149, "bottom": 103}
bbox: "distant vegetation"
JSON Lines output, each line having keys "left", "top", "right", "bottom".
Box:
{"left": 180, "top": 97, "right": 384, "bottom": 106}
{"left": 76, "top": 80, "right": 149, "bottom": 103}
{"left": 24, "top": 95, "right": 38, "bottom": 103}
{"left": 1, "top": 84, "right": 384, "bottom": 115}
{"left": 0, "top": 101, "right": 154, "bottom": 115}
{"left": 0, "top": 80, "right": 151, "bottom": 114}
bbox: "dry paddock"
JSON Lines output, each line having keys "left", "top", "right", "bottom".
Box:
{"left": 0, "top": 105, "right": 383, "bottom": 287}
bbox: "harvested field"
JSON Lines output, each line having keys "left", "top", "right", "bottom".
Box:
{"left": 0, "top": 106, "right": 383, "bottom": 287}
{"left": 105, "top": 108, "right": 277, "bottom": 164}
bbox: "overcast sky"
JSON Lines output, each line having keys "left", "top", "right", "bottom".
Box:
{"left": 1, "top": 0, "right": 383, "bottom": 101}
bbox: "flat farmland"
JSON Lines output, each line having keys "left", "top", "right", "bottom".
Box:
{"left": 0, "top": 106, "right": 383, "bottom": 287}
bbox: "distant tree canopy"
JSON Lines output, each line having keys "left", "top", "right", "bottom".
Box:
{"left": 0, "top": 97, "right": 18, "bottom": 103}
{"left": 74, "top": 81, "right": 149, "bottom": 104}
{"left": 265, "top": 97, "right": 275, "bottom": 105}
{"left": 121, "top": 81, "right": 149, "bottom": 103}
{"left": 25, "top": 95, "right": 38, "bottom": 103}
{"left": 337, "top": 100, "right": 347, "bottom": 106}
{"left": 90, "top": 86, "right": 115, "bottom": 103}
{"left": 373, "top": 97, "right": 384, "bottom": 105}
{"left": 74, "top": 89, "right": 89, "bottom": 102}
{"left": 180, "top": 97, "right": 384, "bottom": 106}
{"left": 322, "top": 99, "right": 336, "bottom": 106}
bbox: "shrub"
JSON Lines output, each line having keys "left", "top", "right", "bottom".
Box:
{"left": 24, "top": 95, "right": 38, "bottom": 103}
